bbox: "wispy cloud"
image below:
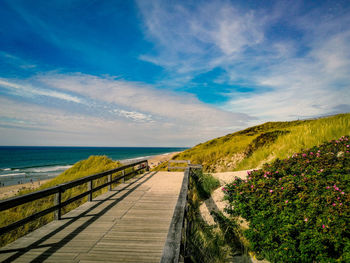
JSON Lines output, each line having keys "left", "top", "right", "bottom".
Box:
{"left": 0, "top": 78, "right": 83, "bottom": 104}
{"left": 0, "top": 73, "right": 254, "bottom": 146}
{"left": 137, "top": 0, "right": 267, "bottom": 75}
{"left": 137, "top": 0, "right": 350, "bottom": 121}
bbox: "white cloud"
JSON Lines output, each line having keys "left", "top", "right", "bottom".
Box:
{"left": 137, "top": 0, "right": 266, "bottom": 74}
{"left": 0, "top": 79, "right": 83, "bottom": 104}
{"left": 223, "top": 20, "right": 350, "bottom": 120}
{"left": 0, "top": 73, "right": 253, "bottom": 146}
{"left": 35, "top": 73, "right": 252, "bottom": 128}
{"left": 137, "top": 0, "right": 350, "bottom": 121}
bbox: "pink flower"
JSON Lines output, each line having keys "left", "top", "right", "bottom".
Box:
{"left": 285, "top": 200, "right": 289, "bottom": 203}
{"left": 279, "top": 178, "right": 282, "bottom": 181}
{"left": 310, "top": 152, "right": 314, "bottom": 155}
{"left": 326, "top": 186, "right": 330, "bottom": 189}
{"left": 340, "top": 203, "right": 343, "bottom": 206}
{"left": 322, "top": 224, "right": 325, "bottom": 229}
{"left": 275, "top": 171, "right": 279, "bottom": 174}
{"left": 281, "top": 187, "right": 284, "bottom": 190}
{"left": 332, "top": 203, "right": 336, "bottom": 206}
{"left": 347, "top": 145, "right": 349, "bottom": 148}
{"left": 222, "top": 187, "right": 226, "bottom": 191}
{"left": 304, "top": 218, "right": 308, "bottom": 222}
{"left": 251, "top": 185, "right": 254, "bottom": 188}
{"left": 269, "top": 189, "right": 273, "bottom": 193}
{"left": 341, "top": 192, "right": 345, "bottom": 195}
{"left": 302, "top": 153, "right": 307, "bottom": 157}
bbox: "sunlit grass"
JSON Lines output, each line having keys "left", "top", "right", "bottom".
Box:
{"left": 171, "top": 113, "right": 349, "bottom": 172}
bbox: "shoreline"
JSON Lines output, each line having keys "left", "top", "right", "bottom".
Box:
{"left": 0, "top": 151, "right": 180, "bottom": 200}
{"left": 0, "top": 179, "right": 51, "bottom": 200}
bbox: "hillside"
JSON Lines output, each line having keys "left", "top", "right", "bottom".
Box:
{"left": 170, "top": 113, "right": 349, "bottom": 172}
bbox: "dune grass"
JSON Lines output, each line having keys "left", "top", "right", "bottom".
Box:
{"left": 171, "top": 113, "right": 349, "bottom": 172}
{"left": 237, "top": 113, "right": 350, "bottom": 170}
{"left": 0, "top": 156, "right": 124, "bottom": 247}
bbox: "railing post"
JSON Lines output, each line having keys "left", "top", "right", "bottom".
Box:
{"left": 54, "top": 189, "right": 62, "bottom": 220}
{"left": 146, "top": 160, "right": 150, "bottom": 171}
{"left": 88, "top": 180, "right": 93, "bottom": 201}
{"left": 108, "top": 174, "right": 112, "bottom": 191}
{"left": 122, "top": 170, "right": 125, "bottom": 183}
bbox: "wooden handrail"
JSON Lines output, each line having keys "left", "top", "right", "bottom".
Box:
{"left": 160, "top": 163, "right": 202, "bottom": 262}
{"left": 0, "top": 160, "right": 149, "bottom": 235}
{"left": 168, "top": 160, "right": 191, "bottom": 171}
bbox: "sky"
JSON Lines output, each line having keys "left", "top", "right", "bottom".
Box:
{"left": 0, "top": 0, "right": 349, "bottom": 147}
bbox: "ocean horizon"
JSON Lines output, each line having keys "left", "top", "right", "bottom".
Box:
{"left": 0, "top": 146, "right": 188, "bottom": 187}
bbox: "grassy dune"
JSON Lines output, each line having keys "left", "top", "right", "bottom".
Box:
{"left": 172, "top": 113, "right": 349, "bottom": 172}
{"left": 0, "top": 156, "right": 124, "bottom": 247}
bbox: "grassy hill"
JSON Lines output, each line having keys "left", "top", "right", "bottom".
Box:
{"left": 169, "top": 113, "right": 350, "bottom": 172}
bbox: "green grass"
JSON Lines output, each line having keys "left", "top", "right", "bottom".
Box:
{"left": 185, "top": 170, "right": 231, "bottom": 262}
{"left": 237, "top": 113, "right": 350, "bottom": 170}
{"left": 0, "top": 156, "right": 124, "bottom": 247}
{"left": 171, "top": 113, "right": 350, "bottom": 172}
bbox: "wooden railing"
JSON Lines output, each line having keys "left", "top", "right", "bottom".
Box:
{"left": 168, "top": 160, "right": 191, "bottom": 171}
{"left": 161, "top": 162, "right": 202, "bottom": 262}
{"left": 0, "top": 160, "right": 149, "bottom": 235}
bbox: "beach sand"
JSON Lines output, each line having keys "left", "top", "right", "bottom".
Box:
{"left": 0, "top": 152, "right": 180, "bottom": 200}
{"left": 0, "top": 179, "right": 51, "bottom": 200}
{"left": 147, "top": 152, "right": 179, "bottom": 169}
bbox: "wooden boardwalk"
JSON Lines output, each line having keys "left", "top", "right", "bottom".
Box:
{"left": 0, "top": 171, "right": 185, "bottom": 262}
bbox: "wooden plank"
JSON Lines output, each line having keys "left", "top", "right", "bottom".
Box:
{"left": 160, "top": 168, "right": 189, "bottom": 263}
{"left": 0, "top": 171, "right": 185, "bottom": 263}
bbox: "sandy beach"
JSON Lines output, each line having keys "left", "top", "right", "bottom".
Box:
{"left": 0, "top": 179, "right": 51, "bottom": 200}
{"left": 146, "top": 152, "right": 180, "bottom": 168}
{"left": 0, "top": 152, "right": 179, "bottom": 200}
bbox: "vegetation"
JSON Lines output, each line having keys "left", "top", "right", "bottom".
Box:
{"left": 0, "top": 156, "right": 124, "bottom": 247}
{"left": 224, "top": 136, "right": 350, "bottom": 262}
{"left": 169, "top": 113, "right": 349, "bottom": 172}
{"left": 185, "top": 169, "right": 230, "bottom": 262}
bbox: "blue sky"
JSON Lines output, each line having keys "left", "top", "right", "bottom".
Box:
{"left": 0, "top": 0, "right": 349, "bottom": 146}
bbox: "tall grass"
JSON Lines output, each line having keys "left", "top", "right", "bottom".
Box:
{"left": 0, "top": 156, "right": 124, "bottom": 247}
{"left": 237, "top": 113, "right": 350, "bottom": 170}
{"left": 170, "top": 113, "right": 349, "bottom": 172}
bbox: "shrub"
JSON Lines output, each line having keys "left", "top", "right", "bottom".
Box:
{"left": 224, "top": 136, "right": 350, "bottom": 262}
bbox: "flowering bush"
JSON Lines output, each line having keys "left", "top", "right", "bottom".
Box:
{"left": 224, "top": 136, "right": 350, "bottom": 262}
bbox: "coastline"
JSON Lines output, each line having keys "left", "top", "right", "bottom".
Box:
{"left": 0, "top": 151, "right": 179, "bottom": 200}
{"left": 0, "top": 179, "right": 51, "bottom": 200}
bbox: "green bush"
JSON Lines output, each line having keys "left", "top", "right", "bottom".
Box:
{"left": 192, "top": 170, "right": 220, "bottom": 199}
{"left": 224, "top": 136, "right": 350, "bottom": 262}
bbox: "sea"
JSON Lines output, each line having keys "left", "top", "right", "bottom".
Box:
{"left": 0, "top": 147, "right": 187, "bottom": 187}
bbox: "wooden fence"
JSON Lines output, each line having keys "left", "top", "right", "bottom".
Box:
{"left": 161, "top": 162, "right": 202, "bottom": 262}
{"left": 167, "top": 160, "right": 191, "bottom": 171}
{"left": 0, "top": 160, "right": 149, "bottom": 235}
